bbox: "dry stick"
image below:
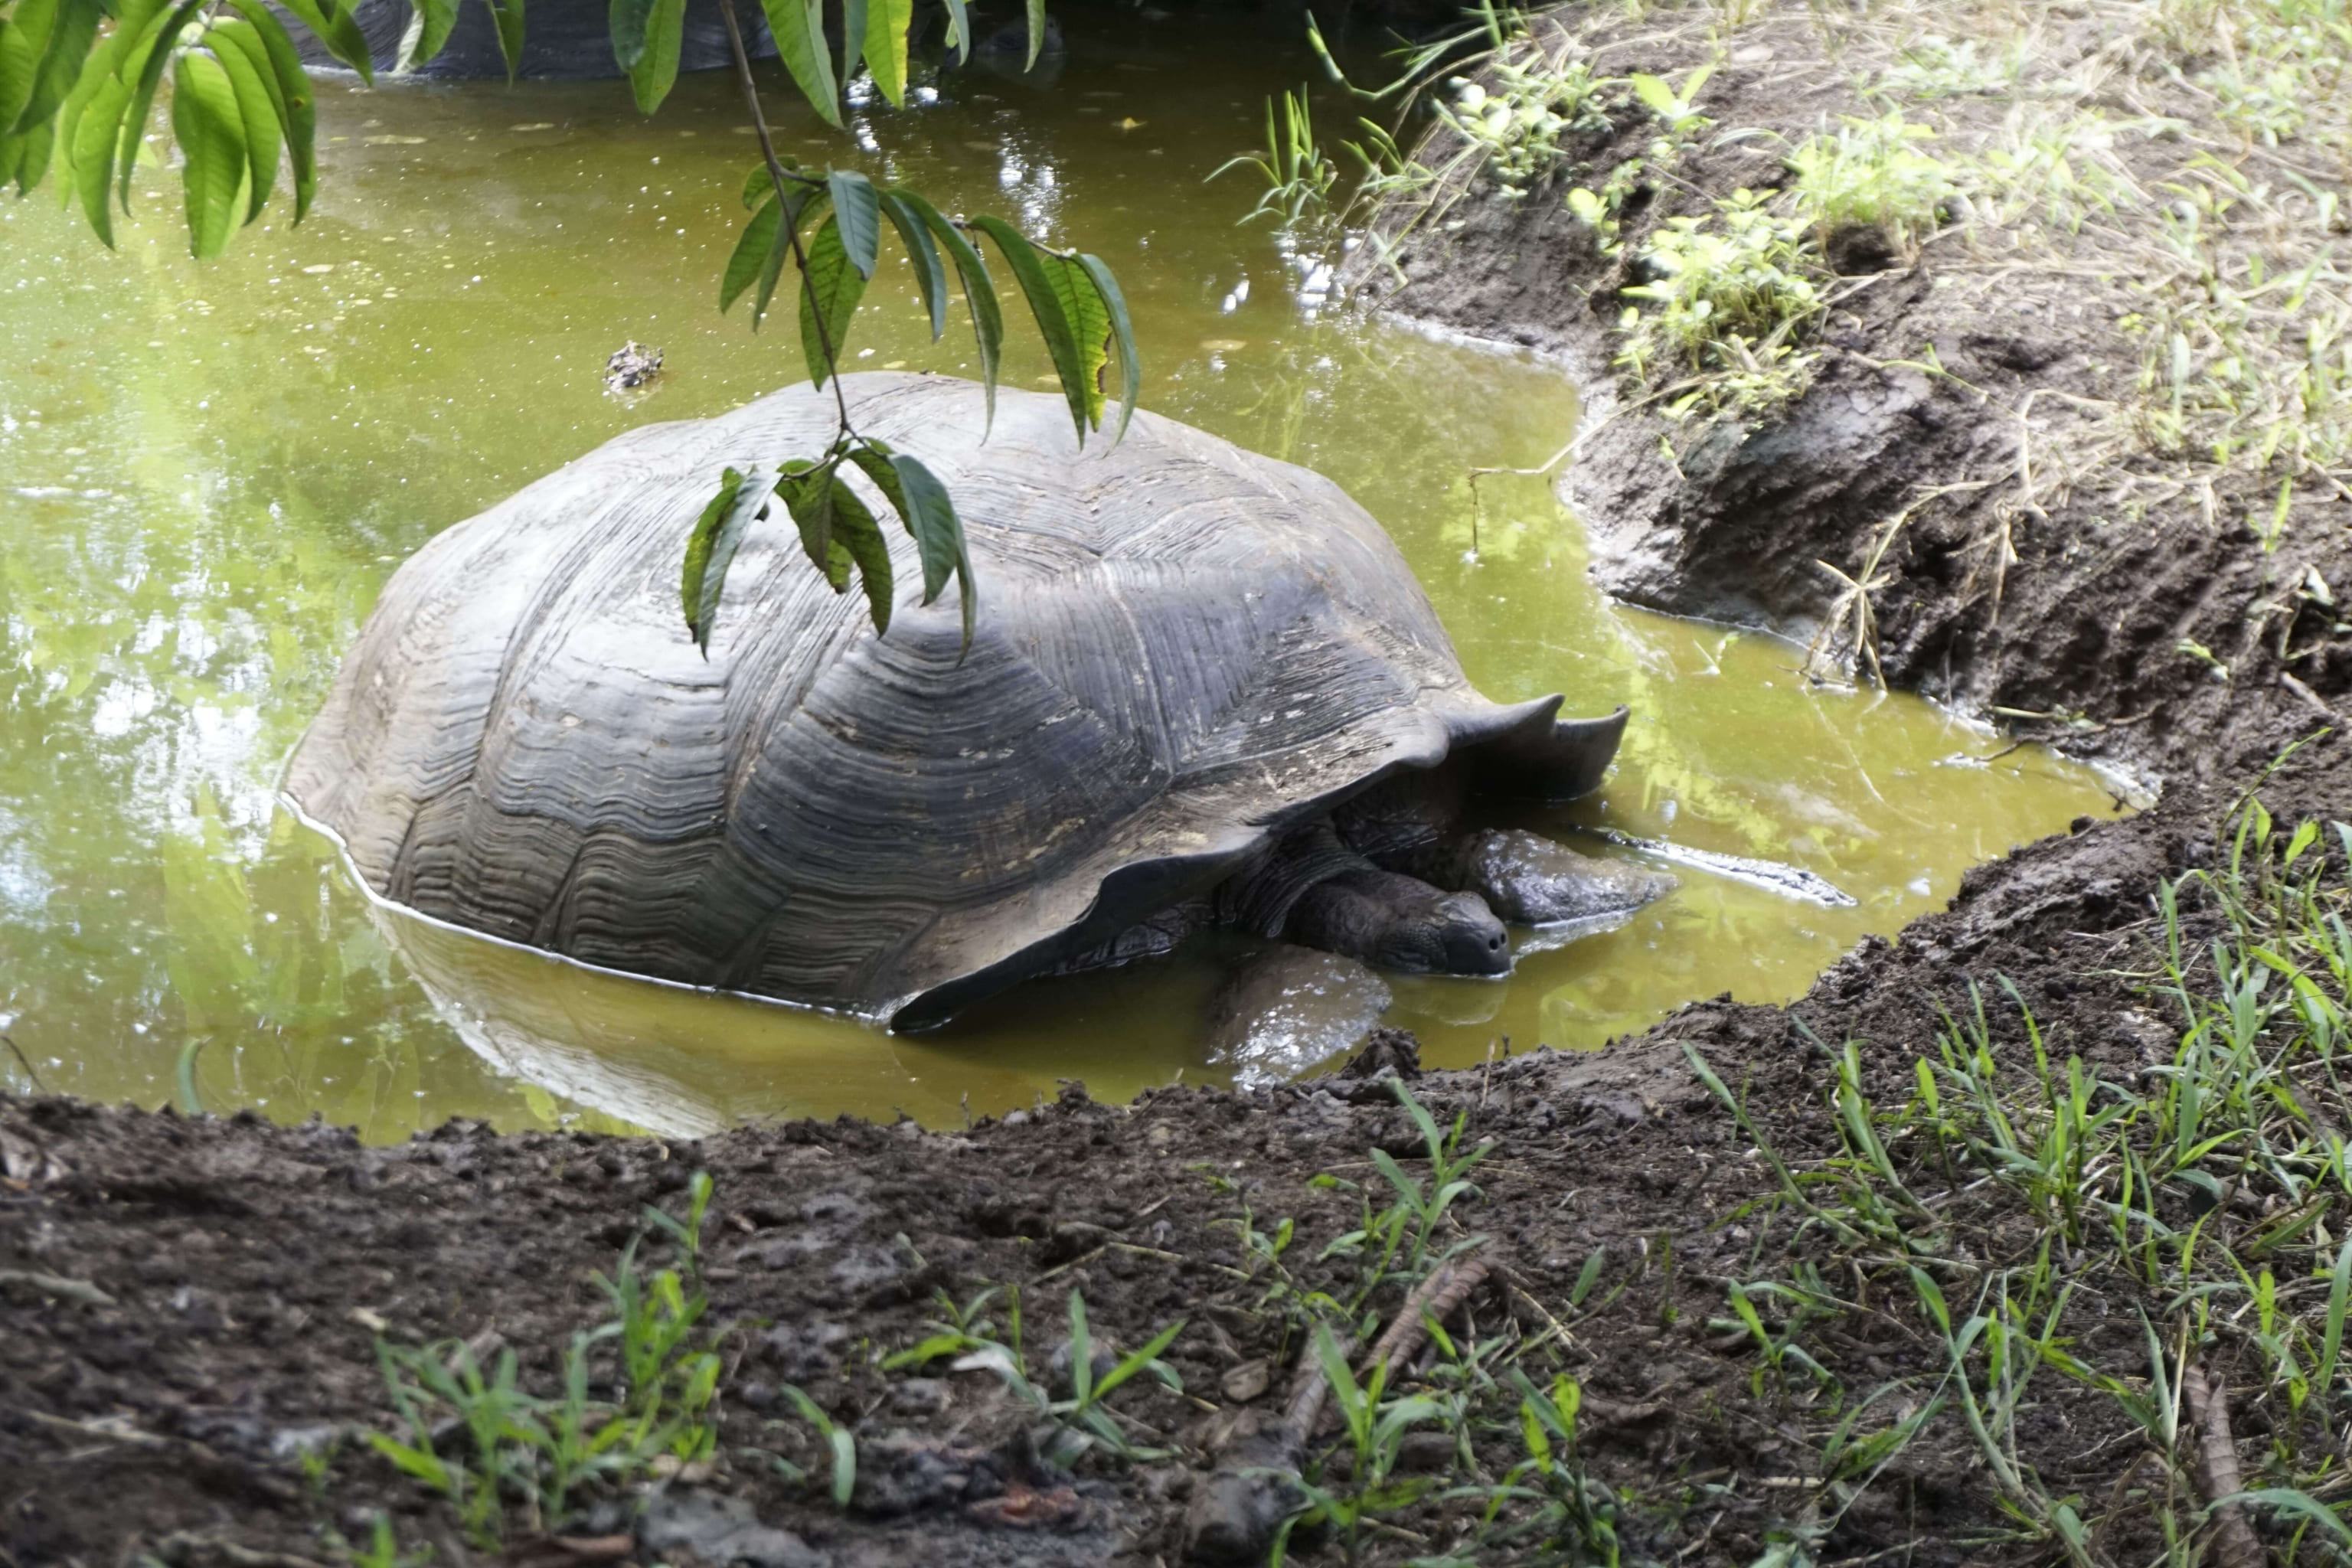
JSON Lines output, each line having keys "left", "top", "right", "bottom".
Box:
{"left": 2180, "top": 1362, "right": 2264, "bottom": 1568}
{"left": 1284, "top": 1250, "right": 1495, "bottom": 1444}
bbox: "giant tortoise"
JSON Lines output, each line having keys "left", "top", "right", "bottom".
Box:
{"left": 286, "top": 373, "right": 1667, "bottom": 1030}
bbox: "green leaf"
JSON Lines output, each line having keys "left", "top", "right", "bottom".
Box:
{"left": 753, "top": 185, "right": 823, "bottom": 329}
{"left": 827, "top": 474, "right": 895, "bottom": 633}
{"left": 1628, "top": 72, "right": 1676, "bottom": 117}
{"left": 892, "top": 188, "right": 999, "bottom": 427}
{"left": 1022, "top": 0, "right": 1044, "bottom": 68}
{"left": 888, "top": 452, "right": 975, "bottom": 647}
{"left": 623, "top": 0, "right": 682, "bottom": 113}
{"left": 777, "top": 463, "right": 848, "bottom": 589}
{"left": 1092, "top": 1318, "right": 1184, "bottom": 1401}
{"left": 877, "top": 189, "right": 946, "bottom": 341}
{"left": 968, "top": 214, "right": 1092, "bottom": 443}
{"left": 841, "top": 443, "right": 908, "bottom": 520}
{"left": 756, "top": 0, "right": 838, "bottom": 128}
{"left": 171, "top": 47, "right": 246, "bottom": 258}
{"left": 1074, "top": 251, "right": 1136, "bottom": 439}
{"left": 224, "top": 0, "right": 315, "bottom": 220}
{"left": 9, "top": 109, "right": 52, "bottom": 191}
{"left": 2318, "top": 1233, "right": 2352, "bottom": 1405}
{"left": 116, "top": 0, "right": 205, "bottom": 207}
{"left": 395, "top": 0, "right": 458, "bottom": 72}
{"left": 740, "top": 157, "right": 791, "bottom": 210}
{"left": 13, "top": 0, "right": 100, "bottom": 138}
{"left": 1067, "top": 1290, "right": 1094, "bottom": 1406}
{"left": 67, "top": 73, "right": 129, "bottom": 242}
{"left": 481, "top": 0, "right": 525, "bottom": 81}
{"left": 938, "top": 0, "right": 968, "bottom": 54}
{"left": 678, "top": 464, "right": 771, "bottom": 653}
{"left": 861, "top": 0, "right": 909, "bottom": 105}
{"left": 719, "top": 198, "right": 781, "bottom": 312}
{"left": 827, "top": 1428, "right": 856, "bottom": 1509}
{"left": 273, "top": 0, "right": 371, "bottom": 82}
{"left": 1041, "top": 249, "right": 1109, "bottom": 428}
{"left": 0, "top": 0, "right": 64, "bottom": 138}
{"left": 204, "top": 28, "right": 283, "bottom": 220}
{"left": 826, "top": 166, "right": 879, "bottom": 278}
{"left": 796, "top": 211, "right": 867, "bottom": 388}
{"left": 838, "top": 0, "right": 863, "bottom": 96}
{"left": 608, "top": 0, "right": 653, "bottom": 68}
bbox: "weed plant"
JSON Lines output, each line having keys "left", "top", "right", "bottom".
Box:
{"left": 370, "top": 1177, "right": 725, "bottom": 1547}
{"left": 1682, "top": 790, "right": 2352, "bottom": 1562}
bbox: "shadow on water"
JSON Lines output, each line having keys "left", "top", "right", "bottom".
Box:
{"left": 0, "top": 11, "right": 2129, "bottom": 1138}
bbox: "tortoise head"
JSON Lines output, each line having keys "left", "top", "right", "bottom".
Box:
{"left": 1376, "top": 888, "right": 1511, "bottom": 977}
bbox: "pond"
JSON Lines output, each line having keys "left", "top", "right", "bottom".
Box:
{"left": 0, "top": 10, "right": 2128, "bottom": 1138}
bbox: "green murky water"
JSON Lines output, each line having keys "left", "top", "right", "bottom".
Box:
{"left": 0, "top": 15, "right": 2127, "bottom": 1138}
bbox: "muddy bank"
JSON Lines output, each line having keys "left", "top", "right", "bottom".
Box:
{"left": 8, "top": 726, "right": 2349, "bottom": 1565}
{"left": 1349, "top": 1, "right": 2352, "bottom": 788}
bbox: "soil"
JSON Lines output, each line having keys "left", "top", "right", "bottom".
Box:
{"left": 8, "top": 3, "right": 2352, "bottom": 1563}
{"left": 1347, "top": 6, "right": 2352, "bottom": 790}
{"left": 8, "top": 727, "right": 2350, "bottom": 1566}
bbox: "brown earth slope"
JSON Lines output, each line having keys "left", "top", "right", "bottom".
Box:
{"left": 1349, "top": 0, "right": 2352, "bottom": 787}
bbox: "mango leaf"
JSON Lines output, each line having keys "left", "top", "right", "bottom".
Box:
{"left": 889, "top": 452, "right": 974, "bottom": 647}
{"left": 6, "top": 117, "right": 53, "bottom": 192}
{"left": 838, "top": 0, "right": 864, "bottom": 96}
{"left": 1040, "top": 250, "right": 1109, "bottom": 428}
{"left": 968, "top": 214, "right": 1090, "bottom": 443}
{"left": 796, "top": 211, "right": 867, "bottom": 388}
{"left": 12, "top": 0, "right": 100, "bottom": 137}
{"left": 776, "top": 462, "right": 849, "bottom": 589}
{"left": 861, "top": 0, "right": 910, "bottom": 105}
{"left": 272, "top": 0, "right": 371, "bottom": 82}
{"left": 826, "top": 476, "right": 896, "bottom": 633}
{"left": 1022, "top": 0, "right": 1044, "bottom": 68}
{"left": 755, "top": 185, "right": 824, "bottom": 328}
{"left": 840, "top": 441, "right": 904, "bottom": 514}
{"left": 395, "top": 0, "right": 458, "bottom": 71}
{"left": 624, "top": 0, "right": 683, "bottom": 113}
{"left": 482, "top": 0, "right": 525, "bottom": 80}
{"left": 757, "top": 0, "right": 838, "bottom": 128}
{"left": 52, "top": 0, "right": 165, "bottom": 196}
{"left": 719, "top": 198, "right": 781, "bottom": 312}
{"left": 65, "top": 72, "right": 129, "bottom": 241}
{"left": 0, "top": 0, "right": 64, "bottom": 138}
{"left": 204, "top": 27, "right": 283, "bottom": 220}
{"left": 740, "top": 156, "right": 795, "bottom": 210}
{"left": 877, "top": 189, "right": 946, "bottom": 341}
{"left": 890, "top": 189, "right": 1000, "bottom": 426}
{"left": 116, "top": 0, "right": 206, "bottom": 207}
{"left": 938, "top": 0, "right": 968, "bottom": 54}
{"left": 678, "top": 465, "right": 772, "bottom": 653}
{"left": 225, "top": 0, "right": 316, "bottom": 220}
{"left": 1074, "top": 252, "right": 1138, "bottom": 441}
{"left": 608, "top": 0, "right": 654, "bottom": 68}
{"left": 170, "top": 48, "right": 247, "bottom": 258}
{"left": 826, "top": 166, "right": 880, "bottom": 279}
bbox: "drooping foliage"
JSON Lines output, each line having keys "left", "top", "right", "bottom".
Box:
{"left": 0, "top": 0, "right": 1138, "bottom": 649}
